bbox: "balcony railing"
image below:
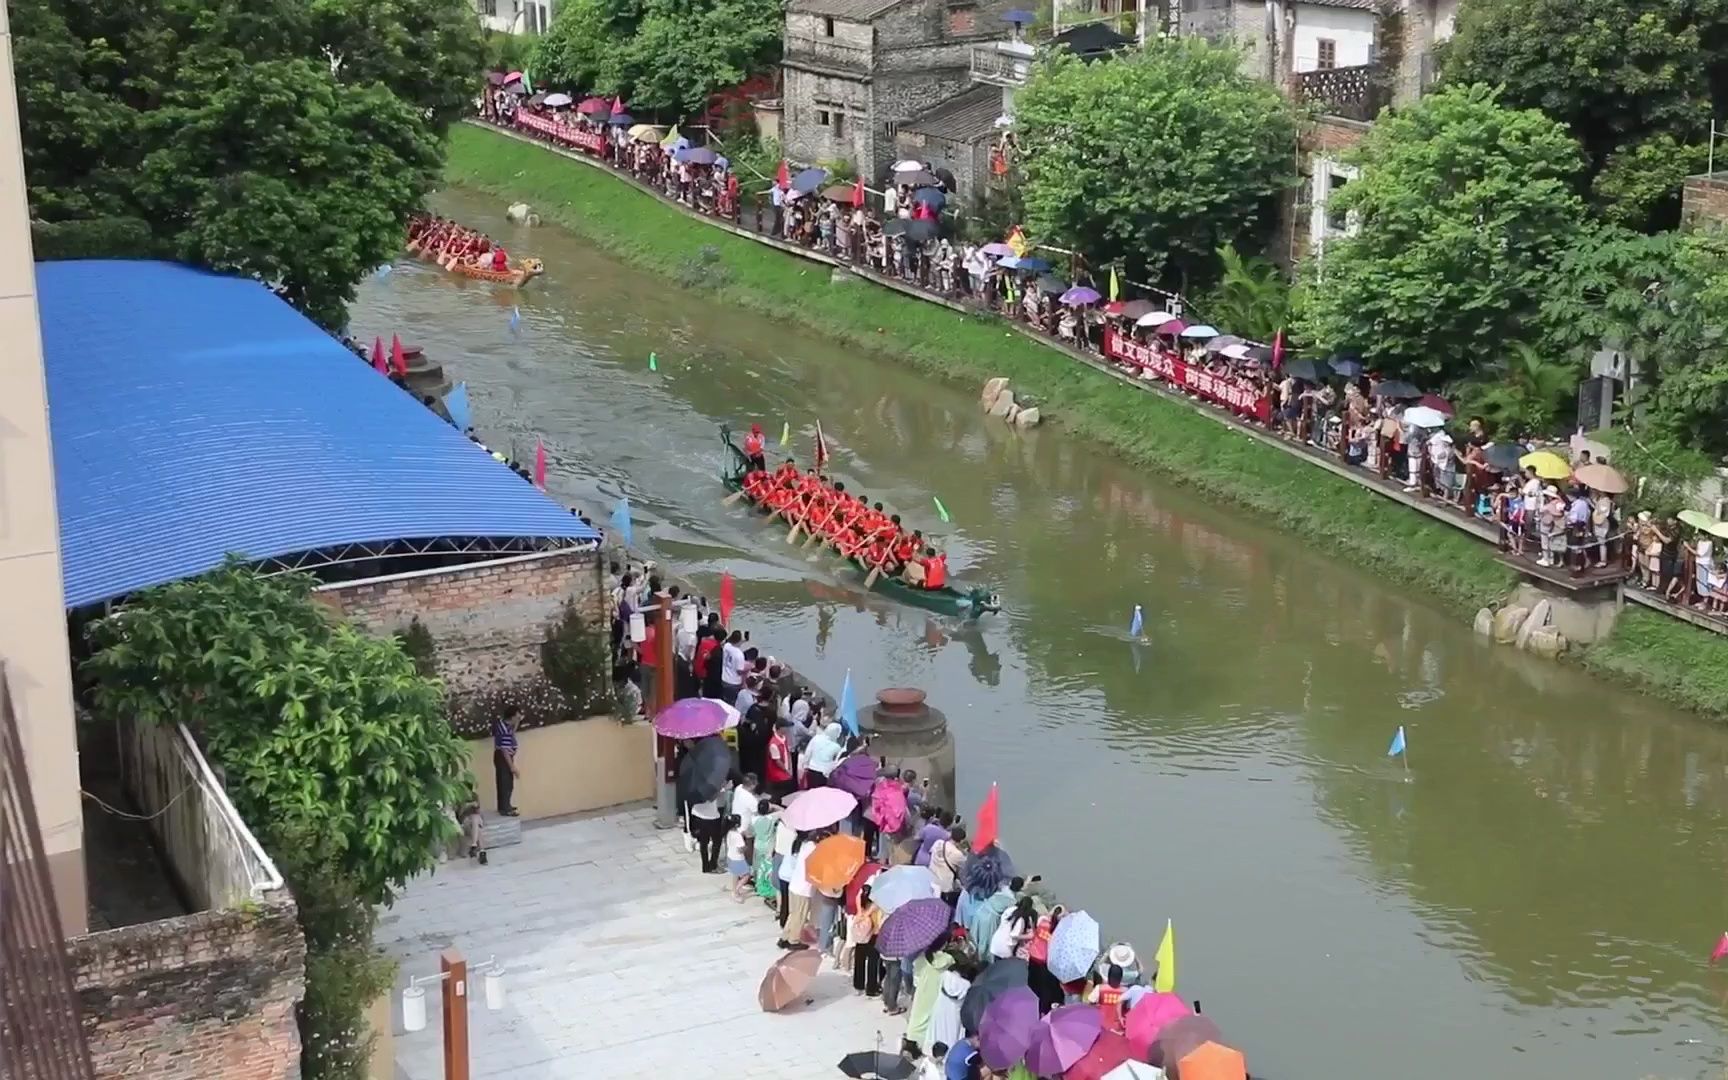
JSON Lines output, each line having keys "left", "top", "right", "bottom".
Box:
{"left": 785, "top": 35, "right": 873, "bottom": 72}
{"left": 970, "top": 43, "right": 1035, "bottom": 87}
{"left": 1296, "top": 63, "right": 1390, "bottom": 123}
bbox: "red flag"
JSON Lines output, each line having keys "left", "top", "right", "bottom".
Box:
{"left": 851, "top": 179, "right": 865, "bottom": 209}
{"left": 390, "top": 334, "right": 407, "bottom": 376}
{"left": 719, "top": 571, "right": 735, "bottom": 627}
{"left": 775, "top": 159, "right": 790, "bottom": 190}
{"left": 1271, "top": 328, "right": 1285, "bottom": 369}
{"left": 533, "top": 439, "right": 547, "bottom": 488}
{"left": 371, "top": 336, "right": 387, "bottom": 374}
{"left": 1711, "top": 933, "right": 1728, "bottom": 964}
{"left": 975, "top": 783, "right": 1000, "bottom": 850}
{"left": 611, "top": 95, "right": 624, "bottom": 114}
{"left": 813, "top": 420, "right": 830, "bottom": 473}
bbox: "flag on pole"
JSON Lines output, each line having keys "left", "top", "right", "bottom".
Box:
{"left": 370, "top": 336, "right": 387, "bottom": 374}
{"left": 780, "top": 420, "right": 791, "bottom": 448}
{"left": 649, "top": 351, "right": 658, "bottom": 372}
{"left": 1129, "top": 605, "right": 1143, "bottom": 638}
{"left": 974, "top": 783, "right": 1000, "bottom": 850}
{"left": 660, "top": 124, "right": 682, "bottom": 149}
{"left": 446, "top": 382, "right": 471, "bottom": 431}
{"left": 611, "top": 95, "right": 624, "bottom": 114}
{"left": 610, "top": 497, "right": 634, "bottom": 546}
{"left": 775, "top": 159, "right": 791, "bottom": 190}
{"left": 1108, "top": 267, "right": 1120, "bottom": 303}
{"left": 1006, "top": 226, "right": 1029, "bottom": 258}
{"left": 522, "top": 71, "right": 533, "bottom": 94}
{"left": 933, "top": 496, "right": 950, "bottom": 523}
{"left": 719, "top": 571, "right": 735, "bottom": 627}
{"left": 1711, "top": 932, "right": 1728, "bottom": 964}
{"left": 509, "top": 305, "right": 522, "bottom": 334}
{"left": 838, "top": 669, "right": 858, "bottom": 736}
{"left": 390, "top": 334, "right": 407, "bottom": 376}
{"left": 533, "top": 439, "right": 547, "bottom": 488}
{"left": 851, "top": 179, "right": 865, "bottom": 209}
{"left": 813, "top": 420, "right": 830, "bottom": 472}
{"left": 1153, "top": 920, "right": 1176, "bottom": 993}
{"left": 1388, "top": 726, "right": 1407, "bottom": 758}
{"left": 1272, "top": 328, "right": 1285, "bottom": 369}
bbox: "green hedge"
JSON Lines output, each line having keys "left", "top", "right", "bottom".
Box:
{"left": 32, "top": 216, "right": 162, "bottom": 260}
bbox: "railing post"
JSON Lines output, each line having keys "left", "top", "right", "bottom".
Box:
{"left": 440, "top": 949, "right": 469, "bottom": 1080}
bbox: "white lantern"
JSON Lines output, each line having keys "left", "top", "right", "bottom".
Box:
{"left": 628, "top": 611, "right": 647, "bottom": 643}
{"left": 679, "top": 603, "right": 698, "bottom": 635}
{"left": 401, "top": 985, "right": 427, "bottom": 1033}
{"left": 484, "top": 969, "right": 506, "bottom": 1011}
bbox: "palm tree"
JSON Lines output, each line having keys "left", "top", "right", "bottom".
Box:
{"left": 1203, "top": 243, "right": 1292, "bottom": 342}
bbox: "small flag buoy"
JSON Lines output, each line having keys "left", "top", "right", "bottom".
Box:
{"left": 648, "top": 351, "right": 658, "bottom": 372}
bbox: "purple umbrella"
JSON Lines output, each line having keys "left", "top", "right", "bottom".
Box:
{"left": 1061, "top": 286, "right": 1102, "bottom": 306}
{"left": 1026, "top": 1004, "right": 1103, "bottom": 1077}
{"left": 653, "top": 697, "right": 730, "bottom": 739}
{"left": 829, "top": 754, "right": 878, "bottom": 799}
{"left": 876, "top": 897, "right": 952, "bottom": 959}
{"left": 979, "top": 987, "right": 1039, "bottom": 1069}
{"left": 980, "top": 242, "right": 1015, "bottom": 257}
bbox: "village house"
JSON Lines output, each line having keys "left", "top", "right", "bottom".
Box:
{"left": 473, "top": 0, "right": 554, "bottom": 35}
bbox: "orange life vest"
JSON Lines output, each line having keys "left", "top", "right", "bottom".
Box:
{"left": 744, "top": 431, "right": 764, "bottom": 456}
{"left": 923, "top": 555, "right": 947, "bottom": 590}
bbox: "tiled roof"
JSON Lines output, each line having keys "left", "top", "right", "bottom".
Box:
{"left": 1301, "top": 0, "right": 1380, "bottom": 10}
{"left": 899, "top": 85, "right": 1003, "bottom": 143}
{"left": 788, "top": 0, "right": 908, "bottom": 20}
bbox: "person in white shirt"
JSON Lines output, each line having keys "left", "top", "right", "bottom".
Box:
{"left": 725, "top": 816, "right": 751, "bottom": 900}
{"left": 688, "top": 794, "right": 723, "bottom": 874}
{"left": 720, "top": 630, "right": 746, "bottom": 702}
{"left": 777, "top": 834, "right": 814, "bottom": 949}
{"left": 730, "top": 774, "right": 759, "bottom": 833}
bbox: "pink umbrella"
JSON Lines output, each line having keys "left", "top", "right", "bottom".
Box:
{"left": 1027, "top": 1005, "right": 1103, "bottom": 1077}
{"left": 1124, "top": 992, "right": 1192, "bottom": 1058}
{"left": 1152, "top": 319, "right": 1187, "bottom": 336}
{"left": 577, "top": 96, "right": 611, "bottom": 115}
{"left": 653, "top": 697, "right": 731, "bottom": 739}
{"left": 780, "top": 786, "right": 856, "bottom": 830}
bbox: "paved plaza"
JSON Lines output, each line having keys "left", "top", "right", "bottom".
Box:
{"left": 376, "top": 806, "right": 896, "bottom": 1079}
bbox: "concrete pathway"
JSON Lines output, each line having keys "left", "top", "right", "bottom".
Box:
{"left": 376, "top": 806, "right": 899, "bottom": 1079}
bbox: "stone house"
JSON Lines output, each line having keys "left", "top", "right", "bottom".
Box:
{"left": 781, "top": 0, "right": 1022, "bottom": 187}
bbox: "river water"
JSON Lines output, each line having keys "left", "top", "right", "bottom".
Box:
{"left": 357, "top": 187, "right": 1728, "bottom": 1079}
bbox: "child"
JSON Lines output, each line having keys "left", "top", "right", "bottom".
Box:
{"left": 456, "top": 792, "right": 488, "bottom": 866}
{"left": 724, "top": 815, "right": 750, "bottom": 901}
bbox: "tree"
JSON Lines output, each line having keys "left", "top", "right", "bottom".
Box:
{"left": 1299, "top": 85, "right": 1589, "bottom": 384}
{"left": 1201, "top": 243, "right": 1293, "bottom": 343}
{"left": 1012, "top": 41, "right": 1297, "bottom": 290}
{"left": 83, "top": 565, "right": 468, "bottom": 905}
{"left": 11, "top": 0, "right": 478, "bottom": 330}
{"left": 1441, "top": 0, "right": 1728, "bottom": 229}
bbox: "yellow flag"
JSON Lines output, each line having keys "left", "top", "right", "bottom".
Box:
{"left": 1153, "top": 918, "right": 1176, "bottom": 992}
{"left": 1007, "top": 226, "right": 1030, "bottom": 258}
{"left": 1109, "top": 266, "right": 1120, "bottom": 302}
{"left": 660, "top": 124, "right": 682, "bottom": 149}
{"left": 780, "top": 420, "right": 791, "bottom": 447}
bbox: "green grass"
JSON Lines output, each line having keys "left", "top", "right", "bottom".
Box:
{"left": 444, "top": 124, "right": 1728, "bottom": 718}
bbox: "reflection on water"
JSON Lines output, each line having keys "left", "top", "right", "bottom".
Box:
{"left": 354, "top": 187, "right": 1728, "bottom": 1078}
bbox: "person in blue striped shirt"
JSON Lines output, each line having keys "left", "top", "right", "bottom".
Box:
{"left": 492, "top": 705, "right": 521, "bottom": 817}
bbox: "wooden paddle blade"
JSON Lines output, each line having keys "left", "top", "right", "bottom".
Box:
{"left": 722, "top": 490, "right": 749, "bottom": 506}
{"left": 863, "top": 566, "right": 881, "bottom": 589}
{"left": 786, "top": 523, "right": 802, "bottom": 543}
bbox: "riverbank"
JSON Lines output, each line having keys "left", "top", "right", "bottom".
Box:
{"left": 442, "top": 123, "right": 1728, "bottom": 720}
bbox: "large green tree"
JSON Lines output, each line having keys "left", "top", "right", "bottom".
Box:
{"left": 1012, "top": 41, "right": 1297, "bottom": 289}
{"left": 12, "top": 0, "right": 481, "bottom": 330}
{"left": 533, "top": 0, "right": 780, "bottom": 115}
{"left": 1299, "top": 85, "right": 1589, "bottom": 384}
{"left": 1442, "top": 0, "right": 1728, "bottom": 229}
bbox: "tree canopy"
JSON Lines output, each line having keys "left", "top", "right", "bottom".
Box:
{"left": 1441, "top": 0, "right": 1728, "bottom": 229}
{"left": 1012, "top": 41, "right": 1298, "bottom": 290}
{"left": 12, "top": 0, "right": 481, "bottom": 330}
{"left": 1299, "top": 85, "right": 1589, "bottom": 385}
{"left": 533, "top": 0, "right": 781, "bottom": 115}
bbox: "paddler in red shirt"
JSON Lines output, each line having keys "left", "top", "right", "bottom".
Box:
{"left": 838, "top": 526, "right": 869, "bottom": 560}
{"left": 893, "top": 529, "right": 921, "bottom": 568}
{"left": 920, "top": 547, "right": 947, "bottom": 590}
{"left": 773, "top": 459, "right": 799, "bottom": 486}
{"left": 743, "top": 423, "right": 767, "bottom": 472}
{"left": 491, "top": 247, "right": 509, "bottom": 272}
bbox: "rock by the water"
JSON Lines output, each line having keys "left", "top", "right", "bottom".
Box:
{"left": 987, "top": 389, "right": 1017, "bottom": 418}
{"left": 981, "top": 377, "right": 1010, "bottom": 409}
{"left": 1013, "top": 406, "right": 1041, "bottom": 428}
{"left": 1514, "top": 599, "right": 1552, "bottom": 651}
{"left": 506, "top": 202, "right": 534, "bottom": 224}
{"left": 1473, "top": 607, "right": 1493, "bottom": 637}
{"left": 1491, "top": 605, "right": 1529, "bottom": 644}
{"left": 1525, "top": 627, "right": 1567, "bottom": 659}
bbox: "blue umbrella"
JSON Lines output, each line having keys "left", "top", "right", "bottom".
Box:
{"left": 912, "top": 187, "right": 946, "bottom": 209}
{"left": 877, "top": 897, "right": 953, "bottom": 959}
{"left": 1179, "top": 324, "right": 1219, "bottom": 340}
{"left": 1045, "top": 909, "right": 1101, "bottom": 982}
{"left": 791, "top": 166, "right": 829, "bottom": 194}
{"left": 869, "top": 864, "right": 939, "bottom": 913}
{"left": 607, "top": 112, "right": 634, "bottom": 126}
{"left": 677, "top": 146, "right": 718, "bottom": 165}
{"left": 1009, "top": 256, "right": 1051, "bottom": 273}
{"left": 1003, "top": 7, "right": 1036, "bottom": 22}
{"left": 1329, "top": 353, "right": 1364, "bottom": 377}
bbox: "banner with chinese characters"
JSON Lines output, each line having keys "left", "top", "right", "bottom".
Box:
{"left": 1102, "top": 327, "right": 1271, "bottom": 424}
{"left": 514, "top": 112, "right": 607, "bottom": 156}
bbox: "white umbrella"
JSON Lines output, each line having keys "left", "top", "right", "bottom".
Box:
{"left": 1133, "top": 310, "right": 1178, "bottom": 328}
{"left": 1220, "top": 343, "right": 1252, "bottom": 360}
{"left": 542, "top": 92, "right": 573, "bottom": 107}
{"left": 892, "top": 159, "right": 925, "bottom": 172}
{"left": 1103, "top": 1062, "right": 1164, "bottom": 1080}
{"left": 1402, "top": 405, "right": 1448, "bottom": 428}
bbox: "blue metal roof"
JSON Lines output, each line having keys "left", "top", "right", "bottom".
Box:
{"left": 37, "top": 260, "right": 598, "bottom": 608}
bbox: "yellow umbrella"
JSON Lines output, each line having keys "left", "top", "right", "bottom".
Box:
{"left": 627, "top": 123, "right": 663, "bottom": 143}
{"left": 1519, "top": 450, "right": 1572, "bottom": 480}
{"left": 1679, "top": 509, "right": 1717, "bottom": 531}
{"left": 1709, "top": 520, "right": 1728, "bottom": 540}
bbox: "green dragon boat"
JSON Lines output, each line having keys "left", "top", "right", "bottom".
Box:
{"left": 719, "top": 427, "right": 1001, "bottom": 619}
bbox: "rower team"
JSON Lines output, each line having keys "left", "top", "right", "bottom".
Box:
{"left": 740, "top": 424, "right": 948, "bottom": 590}
{"left": 407, "top": 214, "right": 512, "bottom": 274}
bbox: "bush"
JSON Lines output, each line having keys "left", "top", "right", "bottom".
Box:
{"left": 32, "top": 216, "right": 162, "bottom": 260}
{"left": 540, "top": 600, "right": 616, "bottom": 714}
{"left": 450, "top": 675, "right": 577, "bottom": 739}
{"left": 397, "top": 618, "right": 440, "bottom": 679}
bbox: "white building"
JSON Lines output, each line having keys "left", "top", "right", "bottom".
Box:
{"left": 475, "top": 0, "right": 553, "bottom": 35}
{"left": 1178, "top": 0, "right": 1378, "bottom": 83}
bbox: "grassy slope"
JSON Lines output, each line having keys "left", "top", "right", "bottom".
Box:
{"left": 445, "top": 124, "right": 1727, "bottom": 718}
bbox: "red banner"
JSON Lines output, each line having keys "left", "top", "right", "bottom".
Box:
{"left": 1102, "top": 327, "right": 1271, "bottom": 424}
{"left": 514, "top": 111, "right": 606, "bottom": 156}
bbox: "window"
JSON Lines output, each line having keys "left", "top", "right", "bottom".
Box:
{"left": 816, "top": 108, "right": 832, "bottom": 126}
{"left": 481, "top": 0, "right": 496, "bottom": 14}
{"left": 1325, "top": 173, "right": 1350, "bottom": 233}
{"left": 823, "top": 15, "right": 836, "bottom": 35}
{"left": 1316, "top": 38, "right": 1337, "bottom": 70}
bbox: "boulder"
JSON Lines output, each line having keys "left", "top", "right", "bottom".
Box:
{"left": 1514, "top": 598, "right": 1552, "bottom": 651}
{"left": 1013, "top": 406, "right": 1042, "bottom": 428}
{"left": 1003, "top": 403, "right": 1021, "bottom": 425}
{"left": 1525, "top": 627, "right": 1568, "bottom": 660}
{"left": 987, "top": 389, "right": 1017, "bottom": 418}
{"left": 981, "top": 377, "right": 1010, "bottom": 409}
{"left": 1491, "top": 605, "right": 1529, "bottom": 644}
{"left": 1472, "top": 607, "right": 1494, "bottom": 638}
{"left": 505, "top": 202, "right": 534, "bottom": 224}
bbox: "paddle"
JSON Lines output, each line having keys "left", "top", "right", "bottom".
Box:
{"left": 786, "top": 519, "right": 802, "bottom": 544}
{"left": 863, "top": 563, "right": 883, "bottom": 590}
{"left": 722, "top": 489, "right": 750, "bottom": 506}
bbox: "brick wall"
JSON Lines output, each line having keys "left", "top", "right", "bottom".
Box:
{"left": 316, "top": 549, "right": 608, "bottom": 701}
{"left": 1681, "top": 175, "right": 1728, "bottom": 230}
{"left": 69, "top": 899, "right": 305, "bottom": 1080}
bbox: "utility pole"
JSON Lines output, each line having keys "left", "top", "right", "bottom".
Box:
{"left": 651, "top": 597, "right": 678, "bottom": 828}
{"left": 439, "top": 949, "right": 469, "bottom": 1080}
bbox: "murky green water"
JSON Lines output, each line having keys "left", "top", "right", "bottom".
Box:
{"left": 355, "top": 186, "right": 1728, "bottom": 1079}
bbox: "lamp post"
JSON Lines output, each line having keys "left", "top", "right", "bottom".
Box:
{"left": 400, "top": 950, "right": 505, "bottom": 1080}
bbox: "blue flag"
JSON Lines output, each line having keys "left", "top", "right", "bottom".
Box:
{"left": 838, "top": 669, "right": 858, "bottom": 736}
{"left": 1129, "top": 605, "right": 1144, "bottom": 638}
{"left": 509, "top": 305, "right": 522, "bottom": 334}
{"left": 445, "top": 382, "right": 471, "bottom": 432}
{"left": 1387, "top": 726, "right": 1406, "bottom": 758}
{"left": 610, "top": 497, "right": 634, "bottom": 546}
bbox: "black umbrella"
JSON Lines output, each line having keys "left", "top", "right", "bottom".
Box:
{"left": 608, "top": 112, "right": 634, "bottom": 126}
{"left": 1035, "top": 274, "right": 1069, "bottom": 295}
{"left": 1246, "top": 345, "right": 1275, "bottom": 363}
{"left": 527, "top": 91, "right": 548, "bottom": 107}
{"left": 1483, "top": 442, "right": 1523, "bottom": 473}
{"left": 934, "top": 167, "right": 957, "bottom": 191}
{"left": 838, "top": 1050, "right": 913, "bottom": 1079}
{"left": 883, "top": 218, "right": 938, "bottom": 243}
{"left": 486, "top": 71, "right": 508, "bottom": 86}
{"left": 960, "top": 957, "right": 1029, "bottom": 1034}
{"left": 1371, "top": 380, "right": 1422, "bottom": 400}
{"left": 1329, "top": 354, "right": 1364, "bottom": 377}
{"left": 675, "top": 735, "right": 734, "bottom": 804}
{"left": 1283, "top": 357, "right": 1320, "bottom": 381}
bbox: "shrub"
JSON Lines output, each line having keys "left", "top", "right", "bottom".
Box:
{"left": 540, "top": 600, "right": 616, "bottom": 715}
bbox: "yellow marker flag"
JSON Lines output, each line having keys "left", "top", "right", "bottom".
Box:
{"left": 1006, "top": 226, "right": 1030, "bottom": 258}
{"left": 1153, "top": 918, "right": 1176, "bottom": 992}
{"left": 780, "top": 421, "right": 791, "bottom": 448}
{"left": 1109, "top": 267, "right": 1120, "bottom": 302}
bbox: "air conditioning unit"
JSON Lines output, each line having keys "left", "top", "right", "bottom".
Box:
{"left": 1589, "top": 347, "right": 1636, "bottom": 381}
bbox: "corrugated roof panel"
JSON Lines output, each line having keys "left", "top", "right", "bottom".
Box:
{"left": 35, "top": 260, "right": 598, "bottom": 608}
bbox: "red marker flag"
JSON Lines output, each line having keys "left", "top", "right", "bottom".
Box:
{"left": 974, "top": 782, "right": 1000, "bottom": 851}
{"left": 813, "top": 419, "right": 830, "bottom": 473}
{"left": 775, "top": 158, "right": 790, "bottom": 190}
{"left": 371, "top": 336, "right": 387, "bottom": 374}
{"left": 390, "top": 334, "right": 407, "bottom": 376}
{"left": 851, "top": 179, "right": 865, "bottom": 209}
{"left": 1711, "top": 932, "right": 1728, "bottom": 964}
{"left": 719, "top": 571, "right": 735, "bottom": 627}
{"left": 611, "top": 95, "right": 624, "bottom": 114}
{"left": 533, "top": 439, "right": 547, "bottom": 489}
{"left": 1271, "top": 328, "right": 1285, "bottom": 369}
